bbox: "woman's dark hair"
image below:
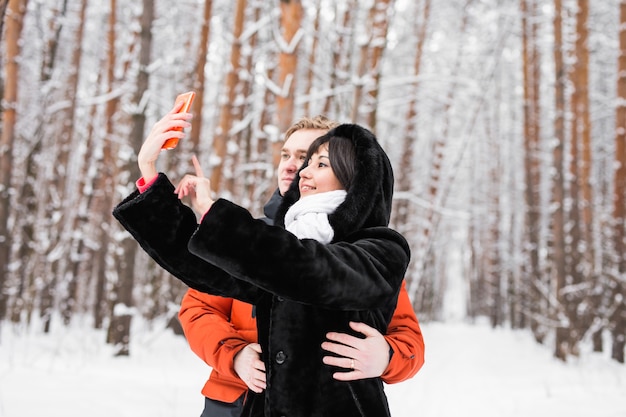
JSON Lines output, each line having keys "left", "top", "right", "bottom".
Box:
{"left": 305, "top": 133, "right": 356, "bottom": 190}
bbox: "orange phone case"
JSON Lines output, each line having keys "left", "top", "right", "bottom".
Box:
{"left": 162, "top": 91, "right": 196, "bottom": 150}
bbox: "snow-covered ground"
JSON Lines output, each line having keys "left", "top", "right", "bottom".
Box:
{"left": 0, "top": 318, "right": 624, "bottom": 417}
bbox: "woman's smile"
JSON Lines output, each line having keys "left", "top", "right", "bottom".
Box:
{"left": 298, "top": 145, "right": 343, "bottom": 196}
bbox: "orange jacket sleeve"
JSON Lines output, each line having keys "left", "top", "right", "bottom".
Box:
{"left": 178, "top": 289, "right": 255, "bottom": 380}
{"left": 380, "top": 280, "right": 425, "bottom": 384}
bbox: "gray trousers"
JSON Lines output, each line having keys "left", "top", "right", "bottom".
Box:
{"left": 200, "top": 395, "right": 245, "bottom": 417}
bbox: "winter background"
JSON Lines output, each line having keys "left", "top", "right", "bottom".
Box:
{"left": 2, "top": 1, "right": 626, "bottom": 415}
{"left": 1, "top": 303, "right": 624, "bottom": 417}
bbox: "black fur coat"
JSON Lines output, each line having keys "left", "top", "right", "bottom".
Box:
{"left": 113, "top": 124, "right": 410, "bottom": 417}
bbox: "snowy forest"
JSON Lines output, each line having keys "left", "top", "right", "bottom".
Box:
{"left": 0, "top": 0, "right": 625, "bottom": 365}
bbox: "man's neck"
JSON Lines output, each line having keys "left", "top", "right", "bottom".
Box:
{"left": 262, "top": 188, "right": 283, "bottom": 224}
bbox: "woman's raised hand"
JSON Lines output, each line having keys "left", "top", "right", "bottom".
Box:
{"left": 137, "top": 100, "right": 192, "bottom": 181}
{"left": 175, "top": 155, "right": 215, "bottom": 216}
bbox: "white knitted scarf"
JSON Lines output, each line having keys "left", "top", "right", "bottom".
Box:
{"left": 284, "top": 190, "right": 347, "bottom": 243}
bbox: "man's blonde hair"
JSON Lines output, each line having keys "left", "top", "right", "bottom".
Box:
{"left": 284, "top": 115, "right": 339, "bottom": 141}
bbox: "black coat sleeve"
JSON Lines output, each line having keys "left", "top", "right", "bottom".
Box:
{"left": 188, "top": 198, "right": 411, "bottom": 310}
{"left": 112, "top": 173, "right": 263, "bottom": 305}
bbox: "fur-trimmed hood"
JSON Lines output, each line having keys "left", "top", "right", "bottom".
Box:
{"left": 275, "top": 124, "right": 394, "bottom": 242}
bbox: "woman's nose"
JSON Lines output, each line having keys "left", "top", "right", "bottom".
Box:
{"left": 299, "top": 165, "right": 311, "bottom": 178}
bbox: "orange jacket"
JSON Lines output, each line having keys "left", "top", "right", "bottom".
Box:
{"left": 179, "top": 281, "right": 425, "bottom": 403}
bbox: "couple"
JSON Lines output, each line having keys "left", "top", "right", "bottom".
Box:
{"left": 113, "top": 105, "right": 424, "bottom": 417}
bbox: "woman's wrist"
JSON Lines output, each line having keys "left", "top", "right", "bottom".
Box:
{"left": 199, "top": 200, "right": 214, "bottom": 217}
{"left": 139, "top": 161, "right": 158, "bottom": 183}
{"left": 198, "top": 200, "right": 215, "bottom": 222}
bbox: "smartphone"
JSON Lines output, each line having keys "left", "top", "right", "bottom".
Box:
{"left": 162, "top": 91, "right": 196, "bottom": 150}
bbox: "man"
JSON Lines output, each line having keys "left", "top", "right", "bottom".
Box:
{"left": 178, "top": 116, "right": 425, "bottom": 417}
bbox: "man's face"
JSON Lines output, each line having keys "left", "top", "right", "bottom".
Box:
{"left": 277, "top": 129, "right": 327, "bottom": 195}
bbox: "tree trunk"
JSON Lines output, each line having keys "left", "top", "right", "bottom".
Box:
{"left": 211, "top": 0, "right": 246, "bottom": 192}
{"left": 611, "top": 0, "right": 626, "bottom": 364}
{"left": 552, "top": 0, "right": 568, "bottom": 361}
{"left": 364, "top": 0, "right": 394, "bottom": 132}
{"left": 0, "top": 0, "right": 29, "bottom": 322}
{"left": 350, "top": 42, "right": 369, "bottom": 124}
{"left": 57, "top": 0, "right": 89, "bottom": 325}
{"left": 107, "top": 0, "right": 154, "bottom": 356}
{"left": 393, "top": 0, "right": 430, "bottom": 303}
{"left": 225, "top": 3, "right": 262, "bottom": 200}
{"left": 189, "top": 0, "right": 213, "bottom": 149}
{"left": 302, "top": 0, "right": 321, "bottom": 116}
{"left": 323, "top": 1, "right": 355, "bottom": 115}
{"left": 271, "top": 0, "right": 302, "bottom": 170}
{"left": 520, "top": 0, "right": 544, "bottom": 343}
{"left": 348, "top": 0, "right": 393, "bottom": 128}
{"left": 576, "top": 0, "right": 593, "bottom": 271}
{"left": 89, "top": 0, "right": 124, "bottom": 329}
{"left": 0, "top": 0, "right": 10, "bottom": 37}
{"left": 37, "top": 0, "right": 71, "bottom": 334}
{"left": 488, "top": 115, "right": 502, "bottom": 328}
{"left": 276, "top": 0, "right": 302, "bottom": 131}
{"left": 561, "top": 0, "right": 593, "bottom": 358}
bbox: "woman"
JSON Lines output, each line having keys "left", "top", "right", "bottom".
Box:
{"left": 113, "top": 115, "right": 410, "bottom": 416}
